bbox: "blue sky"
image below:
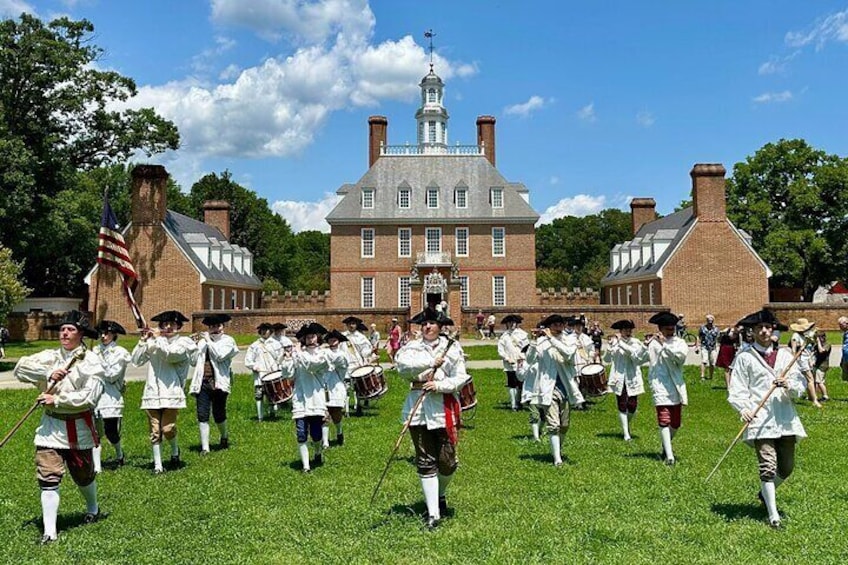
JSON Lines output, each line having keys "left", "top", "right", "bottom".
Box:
{"left": 4, "top": 1, "right": 847, "bottom": 231}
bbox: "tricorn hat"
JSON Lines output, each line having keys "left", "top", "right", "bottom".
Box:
{"left": 737, "top": 309, "right": 788, "bottom": 331}
{"left": 202, "top": 313, "right": 231, "bottom": 326}
{"left": 272, "top": 322, "right": 287, "bottom": 331}
{"left": 150, "top": 310, "right": 189, "bottom": 324}
{"left": 610, "top": 319, "right": 636, "bottom": 331}
{"left": 44, "top": 310, "right": 98, "bottom": 338}
{"left": 95, "top": 320, "right": 127, "bottom": 335}
{"left": 257, "top": 323, "right": 274, "bottom": 333}
{"left": 789, "top": 317, "right": 815, "bottom": 333}
{"left": 501, "top": 314, "right": 523, "bottom": 325}
{"left": 410, "top": 308, "right": 451, "bottom": 326}
{"left": 342, "top": 316, "right": 363, "bottom": 325}
{"left": 540, "top": 314, "right": 566, "bottom": 327}
{"left": 295, "top": 322, "right": 328, "bottom": 340}
{"left": 648, "top": 312, "right": 680, "bottom": 327}
{"left": 356, "top": 321, "right": 369, "bottom": 333}
{"left": 325, "top": 329, "right": 348, "bottom": 343}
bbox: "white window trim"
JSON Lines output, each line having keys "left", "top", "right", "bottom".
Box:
{"left": 455, "top": 227, "right": 469, "bottom": 257}
{"left": 426, "top": 227, "right": 442, "bottom": 254}
{"left": 361, "top": 277, "right": 374, "bottom": 309}
{"left": 361, "top": 228, "right": 375, "bottom": 258}
{"left": 455, "top": 188, "right": 467, "bottom": 209}
{"left": 460, "top": 276, "right": 469, "bottom": 307}
{"left": 362, "top": 188, "right": 375, "bottom": 209}
{"left": 208, "top": 288, "right": 214, "bottom": 309}
{"left": 398, "top": 276, "right": 410, "bottom": 308}
{"left": 492, "top": 227, "right": 505, "bottom": 257}
{"left": 490, "top": 187, "right": 504, "bottom": 209}
{"left": 219, "top": 288, "right": 225, "bottom": 309}
{"left": 398, "top": 187, "right": 410, "bottom": 209}
{"left": 398, "top": 228, "right": 411, "bottom": 258}
{"left": 616, "top": 286, "right": 621, "bottom": 305}
{"left": 649, "top": 283, "right": 655, "bottom": 305}
{"left": 492, "top": 275, "right": 506, "bottom": 307}
{"left": 427, "top": 187, "right": 439, "bottom": 209}
{"left": 637, "top": 285, "right": 643, "bottom": 305}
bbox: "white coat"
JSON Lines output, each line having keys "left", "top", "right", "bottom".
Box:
{"left": 343, "top": 330, "right": 374, "bottom": 367}
{"left": 603, "top": 337, "right": 648, "bottom": 397}
{"left": 323, "top": 346, "right": 349, "bottom": 408}
{"left": 396, "top": 336, "right": 468, "bottom": 430}
{"left": 728, "top": 346, "right": 807, "bottom": 445}
{"left": 497, "top": 327, "right": 529, "bottom": 371}
{"left": 528, "top": 335, "right": 577, "bottom": 406}
{"left": 570, "top": 332, "right": 595, "bottom": 373}
{"left": 647, "top": 336, "right": 689, "bottom": 406}
{"left": 133, "top": 335, "right": 198, "bottom": 410}
{"left": 93, "top": 342, "right": 131, "bottom": 418}
{"left": 244, "top": 337, "right": 284, "bottom": 386}
{"left": 280, "top": 346, "right": 329, "bottom": 419}
{"left": 14, "top": 347, "right": 105, "bottom": 449}
{"left": 188, "top": 333, "right": 239, "bottom": 395}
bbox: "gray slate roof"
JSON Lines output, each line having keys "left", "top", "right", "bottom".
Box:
{"left": 325, "top": 154, "right": 540, "bottom": 225}
{"left": 164, "top": 211, "right": 262, "bottom": 288}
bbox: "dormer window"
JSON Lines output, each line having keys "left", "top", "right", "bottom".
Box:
{"left": 455, "top": 187, "right": 467, "bottom": 209}
{"left": 362, "top": 188, "right": 375, "bottom": 209}
{"left": 490, "top": 187, "right": 504, "bottom": 208}
{"left": 427, "top": 187, "right": 439, "bottom": 209}
{"left": 398, "top": 187, "right": 410, "bottom": 209}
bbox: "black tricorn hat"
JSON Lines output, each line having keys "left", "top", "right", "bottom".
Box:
{"left": 44, "top": 310, "right": 98, "bottom": 338}
{"left": 356, "top": 322, "right": 369, "bottom": 333}
{"left": 295, "top": 322, "right": 328, "bottom": 340}
{"left": 257, "top": 323, "right": 274, "bottom": 333}
{"left": 272, "top": 322, "right": 287, "bottom": 331}
{"left": 540, "top": 314, "right": 566, "bottom": 327}
{"left": 96, "top": 320, "right": 127, "bottom": 335}
{"left": 737, "top": 309, "right": 788, "bottom": 331}
{"left": 610, "top": 319, "right": 636, "bottom": 331}
{"left": 325, "top": 329, "right": 348, "bottom": 343}
{"left": 150, "top": 310, "right": 189, "bottom": 324}
{"left": 648, "top": 312, "right": 680, "bottom": 327}
{"left": 342, "top": 316, "right": 363, "bottom": 325}
{"left": 501, "top": 314, "right": 523, "bottom": 325}
{"left": 410, "top": 308, "right": 451, "bottom": 326}
{"left": 202, "top": 313, "right": 231, "bottom": 326}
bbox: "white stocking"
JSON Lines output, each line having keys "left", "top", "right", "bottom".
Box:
{"left": 761, "top": 481, "right": 779, "bottom": 522}
{"left": 322, "top": 425, "right": 330, "bottom": 448}
{"left": 78, "top": 481, "right": 98, "bottom": 515}
{"left": 531, "top": 422, "right": 540, "bottom": 441}
{"left": 298, "top": 443, "right": 310, "bottom": 470}
{"left": 92, "top": 445, "right": 102, "bottom": 473}
{"left": 199, "top": 422, "right": 211, "bottom": 452}
{"left": 618, "top": 411, "right": 631, "bottom": 440}
{"left": 438, "top": 473, "right": 453, "bottom": 497}
{"left": 41, "top": 489, "right": 59, "bottom": 539}
{"left": 420, "top": 475, "right": 440, "bottom": 519}
{"left": 550, "top": 434, "right": 562, "bottom": 465}
{"left": 152, "top": 443, "right": 163, "bottom": 471}
{"left": 660, "top": 427, "right": 674, "bottom": 461}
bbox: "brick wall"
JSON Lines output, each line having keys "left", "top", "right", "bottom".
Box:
{"left": 766, "top": 303, "right": 848, "bottom": 331}
{"left": 537, "top": 287, "right": 601, "bottom": 307}
{"left": 190, "top": 308, "right": 408, "bottom": 336}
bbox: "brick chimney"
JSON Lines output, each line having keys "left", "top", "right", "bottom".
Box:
{"left": 690, "top": 163, "right": 727, "bottom": 222}
{"left": 368, "top": 115, "right": 387, "bottom": 168}
{"left": 630, "top": 198, "right": 657, "bottom": 236}
{"left": 203, "top": 200, "right": 231, "bottom": 240}
{"left": 476, "top": 115, "right": 496, "bottom": 167}
{"left": 131, "top": 165, "right": 169, "bottom": 225}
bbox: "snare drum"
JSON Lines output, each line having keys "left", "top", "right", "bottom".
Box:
{"left": 459, "top": 377, "right": 477, "bottom": 411}
{"left": 350, "top": 365, "right": 384, "bottom": 399}
{"left": 372, "top": 365, "right": 388, "bottom": 398}
{"left": 261, "top": 371, "right": 294, "bottom": 404}
{"left": 579, "top": 363, "right": 607, "bottom": 397}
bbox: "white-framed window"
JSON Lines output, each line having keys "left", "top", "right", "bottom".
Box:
{"left": 362, "top": 188, "right": 374, "bottom": 209}
{"left": 428, "top": 121, "right": 436, "bottom": 143}
{"left": 426, "top": 227, "right": 441, "bottom": 254}
{"left": 459, "top": 276, "right": 469, "bottom": 307}
{"left": 242, "top": 290, "right": 247, "bottom": 308}
{"left": 398, "top": 276, "right": 410, "bottom": 308}
{"left": 455, "top": 188, "right": 467, "bottom": 209}
{"left": 493, "top": 275, "right": 506, "bottom": 306}
{"left": 637, "top": 285, "right": 643, "bottom": 305}
{"left": 361, "top": 228, "right": 375, "bottom": 258}
{"left": 607, "top": 288, "right": 613, "bottom": 305}
{"left": 220, "top": 288, "right": 225, "bottom": 309}
{"left": 617, "top": 286, "right": 622, "bottom": 305}
{"left": 490, "top": 187, "right": 504, "bottom": 208}
{"left": 626, "top": 285, "right": 632, "bottom": 305}
{"left": 208, "top": 288, "right": 214, "bottom": 309}
{"left": 455, "top": 227, "right": 469, "bottom": 256}
{"left": 251, "top": 292, "right": 255, "bottom": 310}
{"left": 231, "top": 290, "right": 236, "bottom": 309}
{"left": 649, "top": 283, "right": 655, "bottom": 305}
{"left": 398, "top": 187, "right": 410, "bottom": 209}
{"left": 398, "top": 228, "right": 411, "bottom": 257}
{"left": 492, "top": 227, "right": 505, "bottom": 257}
{"left": 361, "top": 277, "right": 374, "bottom": 308}
{"left": 427, "top": 187, "right": 439, "bottom": 208}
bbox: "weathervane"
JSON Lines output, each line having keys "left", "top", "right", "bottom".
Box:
{"left": 424, "top": 29, "right": 436, "bottom": 68}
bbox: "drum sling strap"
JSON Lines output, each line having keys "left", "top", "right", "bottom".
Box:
{"left": 444, "top": 394, "right": 461, "bottom": 445}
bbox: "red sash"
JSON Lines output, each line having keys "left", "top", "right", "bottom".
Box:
{"left": 443, "top": 393, "right": 461, "bottom": 445}
{"left": 52, "top": 411, "right": 100, "bottom": 449}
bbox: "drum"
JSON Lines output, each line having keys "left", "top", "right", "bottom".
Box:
{"left": 459, "top": 377, "right": 477, "bottom": 411}
{"left": 261, "top": 371, "right": 294, "bottom": 404}
{"left": 350, "top": 365, "right": 384, "bottom": 399}
{"left": 579, "top": 363, "right": 608, "bottom": 397}
{"left": 372, "top": 365, "right": 388, "bottom": 398}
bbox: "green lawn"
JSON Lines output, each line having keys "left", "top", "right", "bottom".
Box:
{"left": 0, "top": 367, "right": 846, "bottom": 564}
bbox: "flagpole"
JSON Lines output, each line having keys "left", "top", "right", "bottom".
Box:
{"left": 92, "top": 186, "right": 108, "bottom": 328}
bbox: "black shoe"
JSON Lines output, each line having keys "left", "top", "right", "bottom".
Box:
{"left": 40, "top": 534, "right": 57, "bottom": 546}
{"left": 336, "top": 433, "right": 344, "bottom": 446}
{"left": 438, "top": 496, "right": 447, "bottom": 515}
{"left": 83, "top": 511, "right": 101, "bottom": 525}
{"left": 220, "top": 437, "right": 229, "bottom": 449}
{"left": 313, "top": 452, "right": 323, "bottom": 467}
{"left": 355, "top": 405, "right": 363, "bottom": 417}
{"left": 115, "top": 456, "right": 125, "bottom": 467}
{"left": 169, "top": 454, "right": 181, "bottom": 469}
{"left": 425, "top": 516, "right": 440, "bottom": 531}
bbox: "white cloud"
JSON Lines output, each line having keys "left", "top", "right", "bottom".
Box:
{"left": 636, "top": 110, "right": 655, "bottom": 127}
{"left": 271, "top": 193, "right": 341, "bottom": 233}
{"left": 785, "top": 9, "right": 848, "bottom": 50}
{"left": 504, "top": 95, "right": 549, "bottom": 117}
{"left": 757, "top": 51, "right": 800, "bottom": 75}
{"left": 0, "top": 0, "right": 35, "bottom": 17}
{"left": 191, "top": 35, "right": 237, "bottom": 77}
{"left": 752, "top": 90, "right": 793, "bottom": 104}
{"left": 537, "top": 194, "right": 606, "bottom": 225}
{"left": 576, "top": 102, "right": 596, "bottom": 123}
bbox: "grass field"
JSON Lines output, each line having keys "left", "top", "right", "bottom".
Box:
{"left": 0, "top": 366, "right": 847, "bottom": 564}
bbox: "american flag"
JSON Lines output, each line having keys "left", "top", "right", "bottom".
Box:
{"left": 98, "top": 195, "right": 145, "bottom": 328}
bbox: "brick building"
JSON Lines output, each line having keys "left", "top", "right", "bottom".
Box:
{"left": 85, "top": 165, "right": 263, "bottom": 329}
{"left": 600, "top": 164, "right": 771, "bottom": 325}
{"left": 326, "top": 65, "right": 540, "bottom": 313}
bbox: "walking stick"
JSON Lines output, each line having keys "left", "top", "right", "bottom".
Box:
{"left": 705, "top": 343, "right": 807, "bottom": 482}
{"left": 0, "top": 347, "right": 87, "bottom": 449}
{"left": 370, "top": 337, "right": 456, "bottom": 504}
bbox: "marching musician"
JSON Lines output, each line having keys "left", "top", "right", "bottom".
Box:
{"left": 517, "top": 333, "right": 543, "bottom": 442}
{"left": 568, "top": 316, "right": 594, "bottom": 410}
{"left": 188, "top": 314, "right": 239, "bottom": 454}
{"left": 532, "top": 314, "right": 578, "bottom": 467}
{"left": 279, "top": 322, "right": 331, "bottom": 473}
{"left": 342, "top": 316, "right": 374, "bottom": 416}
{"left": 728, "top": 309, "right": 808, "bottom": 529}
{"left": 13, "top": 311, "right": 105, "bottom": 544}
{"left": 92, "top": 320, "right": 131, "bottom": 472}
{"left": 322, "top": 329, "right": 351, "bottom": 448}
{"left": 646, "top": 312, "right": 689, "bottom": 465}
{"left": 272, "top": 322, "right": 294, "bottom": 350}
{"left": 603, "top": 320, "right": 648, "bottom": 442}
{"left": 132, "top": 310, "right": 198, "bottom": 474}
{"left": 245, "top": 323, "right": 284, "bottom": 421}
{"left": 554, "top": 317, "right": 586, "bottom": 411}
{"left": 497, "top": 314, "right": 529, "bottom": 411}
{"left": 395, "top": 308, "right": 469, "bottom": 530}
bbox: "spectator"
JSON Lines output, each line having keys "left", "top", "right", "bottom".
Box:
{"left": 475, "top": 310, "right": 486, "bottom": 340}
{"left": 695, "top": 314, "right": 720, "bottom": 381}
{"left": 675, "top": 315, "right": 687, "bottom": 339}
{"left": 840, "top": 316, "right": 848, "bottom": 383}
{"left": 486, "top": 313, "right": 497, "bottom": 340}
{"left": 813, "top": 330, "right": 831, "bottom": 402}
{"left": 789, "top": 318, "right": 820, "bottom": 408}
{"left": 385, "top": 318, "right": 402, "bottom": 367}
{"left": 588, "top": 321, "right": 604, "bottom": 363}
{"left": 716, "top": 326, "right": 740, "bottom": 388}
{"left": 0, "top": 323, "right": 9, "bottom": 359}
{"left": 369, "top": 323, "right": 381, "bottom": 351}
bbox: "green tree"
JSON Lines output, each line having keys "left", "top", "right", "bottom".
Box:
{"left": 0, "top": 245, "right": 31, "bottom": 323}
{"left": 726, "top": 139, "right": 848, "bottom": 299}
{"left": 0, "top": 14, "right": 179, "bottom": 296}
{"left": 290, "top": 230, "right": 330, "bottom": 292}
